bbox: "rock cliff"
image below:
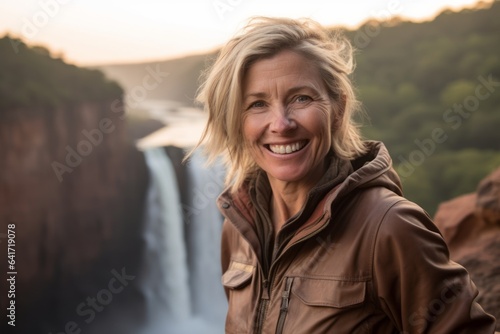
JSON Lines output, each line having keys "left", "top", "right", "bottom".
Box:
{"left": 0, "top": 36, "right": 149, "bottom": 333}
{"left": 434, "top": 167, "right": 500, "bottom": 330}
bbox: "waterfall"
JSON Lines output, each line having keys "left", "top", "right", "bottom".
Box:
{"left": 184, "top": 150, "right": 227, "bottom": 322}
{"left": 140, "top": 146, "right": 227, "bottom": 334}
{"left": 141, "top": 147, "right": 191, "bottom": 321}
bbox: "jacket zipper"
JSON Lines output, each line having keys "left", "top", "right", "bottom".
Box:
{"left": 274, "top": 214, "right": 329, "bottom": 265}
{"left": 276, "top": 277, "right": 294, "bottom": 334}
{"left": 255, "top": 279, "right": 270, "bottom": 334}
{"left": 255, "top": 215, "right": 330, "bottom": 334}
{"left": 225, "top": 202, "right": 332, "bottom": 334}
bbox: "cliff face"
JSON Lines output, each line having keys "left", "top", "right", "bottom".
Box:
{"left": 433, "top": 167, "right": 500, "bottom": 330}
{"left": 0, "top": 37, "right": 149, "bottom": 333}
{"left": 0, "top": 102, "right": 150, "bottom": 334}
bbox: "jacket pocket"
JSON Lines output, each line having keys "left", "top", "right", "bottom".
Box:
{"left": 292, "top": 277, "right": 366, "bottom": 308}
{"left": 222, "top": 261, "right": 255, "bottom": 333}
{"left": 222, "top": 260, "right": 254, "bottom": 289}
{"left": 283, "top": 277, "right": 367, "bottom": 333}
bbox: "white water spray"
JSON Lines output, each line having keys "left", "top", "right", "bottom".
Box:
{"left": 140, "top": 147, "right": 226, "bottom": 333}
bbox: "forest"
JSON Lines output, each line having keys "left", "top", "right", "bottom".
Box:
{"left": 0, "top": 36, "right": 122, "bottom": 111}
{"left": 343, "top": 1, "right": 500, "bottom": 213}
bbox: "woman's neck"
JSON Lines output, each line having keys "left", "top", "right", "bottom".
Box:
{"left": 268, "top": 174, "right": 323, "bottom": 232}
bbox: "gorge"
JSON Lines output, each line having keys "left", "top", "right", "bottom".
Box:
{"left": 0, "top": 36, "right": 226, "bottom": 333}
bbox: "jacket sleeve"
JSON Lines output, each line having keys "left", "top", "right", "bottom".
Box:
{"left": 373, "top": 199, "right": 496, "bottom": 333}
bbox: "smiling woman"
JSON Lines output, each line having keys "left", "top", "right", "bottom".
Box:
{"left": 241, "top": 50, "right": 334, "bottom": 228}
{"left": 186, "top": 16, "right": 497, "bottom": 333}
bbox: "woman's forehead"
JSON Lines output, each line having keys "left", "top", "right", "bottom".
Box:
{"left": 242, "top": 50, "right": 325, "bottom": 96}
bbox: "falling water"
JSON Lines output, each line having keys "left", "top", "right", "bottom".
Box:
{"left": 184, "top": 150, "right": 227, "bottom": 323}
{"left": 141, "top": 147, "right": 191, "bottom": 322}
{"left": 140, "top": 146, "right": 227, "bottom": 334}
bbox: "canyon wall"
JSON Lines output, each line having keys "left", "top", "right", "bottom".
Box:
{"left": 0, "top": 36, "right": 150, "bottom": 333}
{"left": 0, "top": 101, "right": 150, "bottom": 333}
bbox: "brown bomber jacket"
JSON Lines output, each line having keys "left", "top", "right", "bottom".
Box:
{"left": 217, "top": 141, "right": 496, "bottom": 334}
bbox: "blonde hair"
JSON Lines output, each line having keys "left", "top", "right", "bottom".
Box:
{"left": 189, "top": 17, "right": 367, "bottom": 192}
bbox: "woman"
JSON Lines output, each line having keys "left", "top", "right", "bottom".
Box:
{"left": 190, "top": 17, "right": 496, "bottom": 333}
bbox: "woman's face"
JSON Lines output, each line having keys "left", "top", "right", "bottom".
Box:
{"left": 242, "top": 49, "right": 333, "bottom": 188}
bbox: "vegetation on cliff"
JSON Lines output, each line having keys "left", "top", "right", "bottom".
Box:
{"left": 345, "top": 1, "right": 500, "bottom": 212}
{"left": 0, "top": 36, "right": 123, "bottom": 111}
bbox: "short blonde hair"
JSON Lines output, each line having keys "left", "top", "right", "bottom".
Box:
{"left": 191, "top": 17, "right": 367, "bottom": 192}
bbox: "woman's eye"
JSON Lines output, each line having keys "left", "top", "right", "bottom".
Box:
{"left": 295, "top": 95, "right": 312, "bottom": 103}
{"left": 249, "top": 101, "right": 265, "bottom": 109}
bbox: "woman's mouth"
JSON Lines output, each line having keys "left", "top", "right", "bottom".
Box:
{"left": 266, "top": 141, "right": 307, "bottom": 155}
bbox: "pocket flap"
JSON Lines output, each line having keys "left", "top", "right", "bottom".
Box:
{"left": 292, "top": 277, "right": 366, "bottom": 308}
{"left": 222, "top": 261, "right": 254, "bottom": 289}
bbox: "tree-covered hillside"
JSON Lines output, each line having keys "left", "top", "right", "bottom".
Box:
{"left": 345, "top": 1, "right": 500, "bottom": 213}
{"left": 0, "top": 36, "right": 123, "bottom": 112}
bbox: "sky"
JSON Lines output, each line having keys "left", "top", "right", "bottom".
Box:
{"left": 0, "top": 0, "right": 492, "bottom": 66}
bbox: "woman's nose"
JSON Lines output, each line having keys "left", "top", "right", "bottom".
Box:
{"left": 269, "top": 106, "right": 296, "bottom": 133}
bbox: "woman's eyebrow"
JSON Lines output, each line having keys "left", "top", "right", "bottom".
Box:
{"left": 243, "top": 92, "right": 268, "bottom": 102}
{"left": 286, "top": 85, "right": 320, "bottom": 95}
{"left": 243, "top": 85, "right": 320, "bottom": 102}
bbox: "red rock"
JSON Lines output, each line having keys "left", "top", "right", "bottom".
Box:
{"left": 434, "top": 167, "right": 500, "bottom": 329}
{"left": 0, "top": 102, "right": 149, "bottom": 333}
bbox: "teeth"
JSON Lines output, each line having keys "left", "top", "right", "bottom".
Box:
{"left": 269, "top": 142, "right": 304, "bottom": 155}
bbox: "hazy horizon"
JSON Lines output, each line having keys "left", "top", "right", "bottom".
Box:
{"left": 0, "top": 0, "right": 493, "bottom": 66}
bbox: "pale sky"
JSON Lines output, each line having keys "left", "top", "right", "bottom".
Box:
{"left": 0, "top": 0, "right": 491, "bottom": 65}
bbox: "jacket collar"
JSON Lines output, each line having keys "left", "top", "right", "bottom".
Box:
{"left": 217, "top": 141, "right": 402, "bottom": 254}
